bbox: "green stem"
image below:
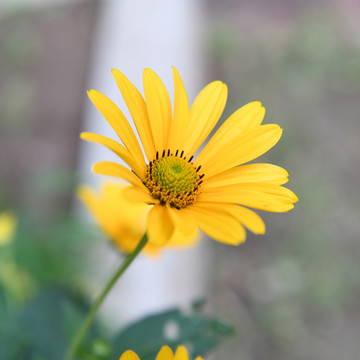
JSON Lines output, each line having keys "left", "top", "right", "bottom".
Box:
{"left": 64, "top": 233, "right": 148, "bottom": 360}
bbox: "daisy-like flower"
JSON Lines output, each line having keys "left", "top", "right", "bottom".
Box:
{"left": 0, "top": 211, "right": 17, "bottom": 246}
{"left": 81, "top": 67, "right": 298, "bottom": 246}
{"left": 119, "top": 345, "right": 203, "bottom": 360}
{"left": 77, "top": 181, "right": 198, "bottom": 256}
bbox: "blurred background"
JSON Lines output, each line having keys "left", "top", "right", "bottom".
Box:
{"left": 1, "top": 0, "right": 360, "bottom": 359}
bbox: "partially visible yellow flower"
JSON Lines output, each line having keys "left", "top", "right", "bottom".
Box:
{"left": 82, "top": 67, "right": 298, "bottom": 246}
{"left": 0, "top": 211, "right": 17, "bottom": 246}
{"left": 119, "top": 345, "right": 203, "bottom": 360}
{"left": 77, "top": 181, "right": 198, "bottom": 256}
{"left": 0, "top": 262, "right": 36, "bottom": 305}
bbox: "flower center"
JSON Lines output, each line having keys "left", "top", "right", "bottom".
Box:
{"left": 144, "top": 151, "right": 204, "bottom": 209}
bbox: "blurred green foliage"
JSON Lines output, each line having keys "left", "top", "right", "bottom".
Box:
{"left": 0, "top": 212, "right": 234, "bottom": 360}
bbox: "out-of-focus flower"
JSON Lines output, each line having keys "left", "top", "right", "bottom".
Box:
{"left": 0, "top": 211, "right": 17, "bottom": 246}
{"left": 81, "top": 67, "right": 298, "bottom": 246}
{"left": 0, "top": 262, "right": 36, "bottom": 305}
{"left": 119, "top": 345, "right": 203, "bottom": 360}
{"left": 77, "top": 181, "right": 198, "bottom": 256}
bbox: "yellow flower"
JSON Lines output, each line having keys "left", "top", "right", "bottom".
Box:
{"left": 119, "top": 345, "right": 203, "bottom": 360}
{"left": 0, "top": 211, "right": 17, "bottom": 246}
{"left": 81, "top": 67, "right": 298, "bottom": 246}
{"left": 77, "top": 181, "right": 198, "bottom": 256}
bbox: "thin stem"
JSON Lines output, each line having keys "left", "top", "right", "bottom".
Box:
{"left": 64, "top": 233, "right": 148, "bottom": 360}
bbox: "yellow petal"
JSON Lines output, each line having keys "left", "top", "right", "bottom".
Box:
{"left": 87, "top": 90, "right": 145, "bottom": 166}
{"left": 77, "top": 185, "right": 97, "bottom": 213}
{"left": 183, "top": 204, "right": 246, "bottom": 245}
{"left": 200, "top": 202, "right": 265, "bottom": 234}
{"left": 199, "top": 184, "right": 298, "bottom": 212}
{"left": 93, "top": 161, "right": 143, "bottom": 187}
{"left": 80, "top": 132, "right": 146, "bottom": 179}
{"left": 167, "top": 207, "right": 197, "bottom": 235}
{"left": 112, "top": 69, "right": 156, "bottom": 161}
{"left": 167, "top": 67, "right": 189, "bottom": 152}
{"left": 167, "top": 227, "right": 200, "bottom": 247}
{"left": 123, "top": 186, "right": 158, "bottom": 205}
{"left": 147, "top": 205, "right": 175, "bottom": 246}
{"left": 203, "top": 163, "right": 289, "bottom": 189}
{"left": 174, "top": 345, "right": 189, "bottom": 360}
{"left": 0, "top": 211, "right": 17, "bottom": 246}
{"left": 196, "top": 102, "right": 265, "bottom": 165}
{"left": 194, "top": 357, "right": 204, "bottom": 360}
{"left": 183, "top": 81, "right": 228, "bottom": 156}
{"left": 143, "top": 68, "right": 172, "bottom": 155}
{"left": 156, "top": 346, "right": 174, "bottom": 360}
{"left": 197, "top": 124, "right": 283, "bottom": 178}
{"left": 119, "top": 350, "right": 140, "bottom": 360}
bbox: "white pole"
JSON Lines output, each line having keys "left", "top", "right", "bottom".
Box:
{"left": 78, "top": 0, "right": 208, "bottom": 326}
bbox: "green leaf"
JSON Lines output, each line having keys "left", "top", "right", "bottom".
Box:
{"left": 111, "top": 301, "right": 235, "bottom": 360}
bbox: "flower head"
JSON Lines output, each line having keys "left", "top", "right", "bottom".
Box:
{"left": 0, "top": 211, "right": 17, "bottom": 246}
{"left": 119, "top": 345, "right": 203, "bottom": 360}
{"left": 77, "top": 181, "right": 198, "bottom": 256}
{"left": 82, "top": 67, "right": 298, "bottom": 246}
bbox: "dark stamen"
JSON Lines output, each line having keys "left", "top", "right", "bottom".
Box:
{"left": 196, "top": 165, "right": 202, "bottom": 172}
{"left": 162, "top": 150, "right": 165, "bottom": 157}
{"left": 175, "top": 149, "right": 179, "bottom": 156}
{"left": 167, "top": 149, "right": 170, "bottom": 156}
{"left": 156, "top": 151, "right": 159, "bottom": 160}
{"left": 180, "top": 150, "right": 184, "bottom": 157}
{"left": 199, "top": 174, "right": 205, "bottom": 179}
{"left": 188, "top": 155, "right": 194, "bottom": 162}
{"left": 198, "top": 180, "right": 203, "bottom": 186}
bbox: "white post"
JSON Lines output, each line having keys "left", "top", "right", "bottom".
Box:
{"left": 78, "top": 0, "right": 208, "bottom": 326}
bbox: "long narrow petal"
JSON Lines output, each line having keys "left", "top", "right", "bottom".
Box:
{"left": 123, "top": 186, "right": 158, "bottom": 205}
{"left": 93, "top": 161, "right": 143, "bottom": 187}
{"left": 112, "top": 69, "right": 156, "bottom": 160}
{"left": 183, "top": 204, "right": 246, "bottom": 245}
{"left": 143, "top": 69, "right": 172, "bottom": 154}
{"left": 80, "top": 132, "right": 146, "bottom": 179}
{"left": 167, "top": 227, "right": 200, "bottom": 247}
{"left": 200, "top": 202, "right": 266, "bottom": 234}
{"left": 196, "top": 102, "right": 265, "bottom": 164}
{"left": 119, "top": 350, "right": 140, "bottom": 360}
{"left": 167, "top": 207, "right": 197, "bottom": 235}
{"left": 147, "top": 206, "right": 175, "bottom": 246}
{"left": 199, "top": 184, "right": 298, "bottom": 212}
{"left": 167, "top": 67, "right": 190, "bottom": 152}
{"left": 174, "top": 345, "right": 189, "bottom": 360}
{"left": 87, "top": 90, "right": 145, "bottom": 167}
{"left": 203, "top": 163, "right": 289, "bottom": 189}
{"left": 183, "top": 81, "right": 228, "bottom": 156}
{"left": 196, "top": 124, "right": 283, "bottom": 178}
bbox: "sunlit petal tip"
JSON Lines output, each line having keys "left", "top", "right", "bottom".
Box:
{"left": 119, "top": 350, "right": 140, "bottom": 360}
{"left": 291, "top": 191, "right": 299, "bottom": 203}
{"left": 79, "top": 131, "right": 88, "bottom": 140}
{"left": 155, "top": 345, "right": 174, "bottom": 360}
{"left": 174, "top": 345, "right": 190, "bottom": 360}
{"left": 171, "top": 65, "right": 179, "bottom": 73}
{"left": 143, "top": 67, "right": 156, "bottom": 77}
